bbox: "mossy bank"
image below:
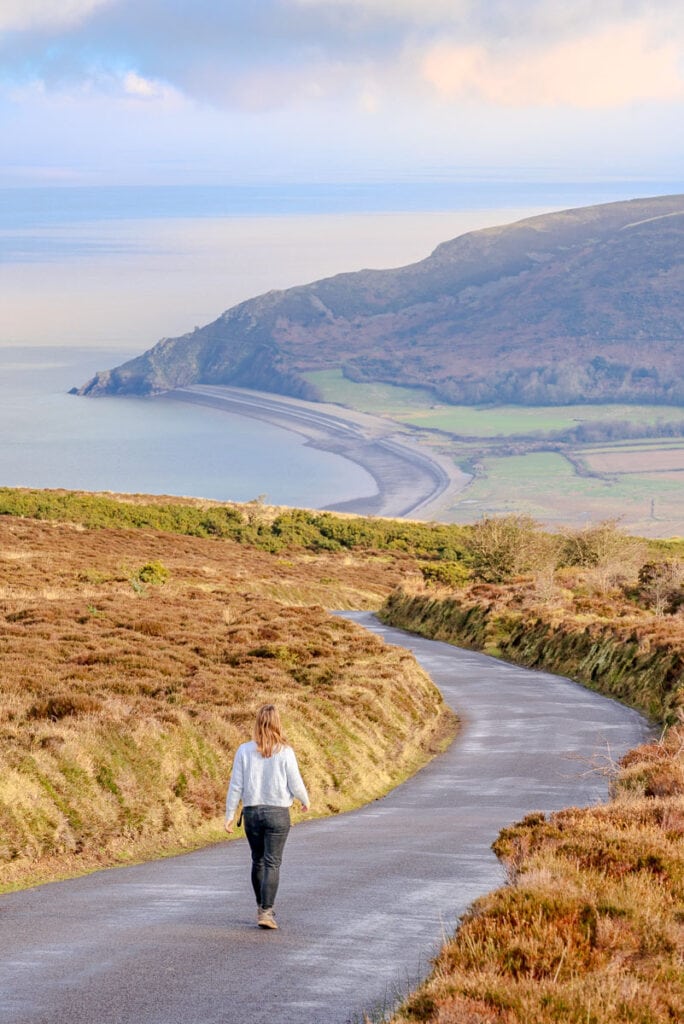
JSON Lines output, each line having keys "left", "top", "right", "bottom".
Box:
{"left": 381, "top": 587, "right": 683, "bottom": 724}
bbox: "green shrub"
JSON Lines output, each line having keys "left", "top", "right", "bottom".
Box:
{"left": 135, "top": 561, "right": 169, "bottom": 585}
{"left": 0, "top": 487, "right": 472, "bottom": 562}
{"left": 420, "top": 561, "right": 471, "bottom": 588}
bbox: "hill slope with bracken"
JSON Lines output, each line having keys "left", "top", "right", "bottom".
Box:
{"left": 0, "top": 501, "right": 455, "bottom": 891}
{"left": 77, "top": 194, "right": 684, "bottom": 405}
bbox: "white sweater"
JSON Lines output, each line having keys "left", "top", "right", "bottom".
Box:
{"left": 225, "top": 740, "right": 310, "bottom": 819}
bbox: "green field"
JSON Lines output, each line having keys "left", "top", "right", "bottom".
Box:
{"left": 305, "top": 369, "right": 684, "bottom": 535}
{"left": 582, "top": 439, "right": 684, "bottom": 454}
{"left": 411, "top": 404, "right": 684, "bottom": 437}
{"left": 449, "top": 451, "right": 683, "bottom": 531}
{"left": 306, "top": 370, "right": 684, "bottom": 437}
{"left": 305, "top": 369, "right": 436, "bottom": 415}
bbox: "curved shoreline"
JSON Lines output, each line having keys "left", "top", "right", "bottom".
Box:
{"left": 167, "top": 384, "right": 470, "bottom": 519}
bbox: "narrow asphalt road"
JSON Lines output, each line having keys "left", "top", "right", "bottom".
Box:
{"left": 0, "top": 614, "right": 652, "bottom": 1024}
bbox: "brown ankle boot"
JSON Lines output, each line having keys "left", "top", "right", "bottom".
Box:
{"left": 257, "top": 907, "right": 278, "bottom": 930}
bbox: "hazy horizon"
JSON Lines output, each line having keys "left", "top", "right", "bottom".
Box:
{"left": 2, "top": 3, "right": 683, "bottom": 188}
{"left": 3, "top": 180, "right": 681, "bottom": 352}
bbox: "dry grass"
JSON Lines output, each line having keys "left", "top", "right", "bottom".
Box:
{"left": 390, "top": 727, "right": 684, "bottom": 1024}
{"left": 583, "top": 448, "right": 684, "bottom": 474}
{"left": 0, "top": 517, "right": 454, "bottom": 891}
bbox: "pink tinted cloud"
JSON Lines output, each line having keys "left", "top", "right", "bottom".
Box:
{"left": 422, "top": 21, "right": 684, "bottom": 108}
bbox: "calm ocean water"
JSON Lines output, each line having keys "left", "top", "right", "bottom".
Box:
{"left": 0, "top": 347, "right": 377, "bottom": 506}
{"left": 2, "top": 181, "right": 680, "bottom": 505}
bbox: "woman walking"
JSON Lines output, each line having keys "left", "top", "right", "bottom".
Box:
{"left": 225, "top": 704, "right": 310, "bottom": 929}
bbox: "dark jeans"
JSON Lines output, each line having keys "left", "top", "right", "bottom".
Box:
{"left": 243, "top": 805, "right": 291, "bottom": 910}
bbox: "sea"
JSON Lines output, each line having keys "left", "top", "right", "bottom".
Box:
{"left": 2, "top": 179, "right": 681, "bottom": 508}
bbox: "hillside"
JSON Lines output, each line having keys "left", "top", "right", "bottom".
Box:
{"left": 77, "top": 194, "right": 684, "bottom": 406}
{"left": 0, "top": 507, "right": 455, "bottom": 891}
{"left": 2, "top": 489, "right": 681, "bottom": 1024}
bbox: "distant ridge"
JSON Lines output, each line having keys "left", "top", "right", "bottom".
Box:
{"left": 77, "top": 194, "right": 684, "bottom": 406}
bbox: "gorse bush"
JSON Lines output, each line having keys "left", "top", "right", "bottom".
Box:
{"left": 420, "top": 561, "right": 471, "bottom": 589}
{"left": 0, "top": 487, "right": 471, "bottom": 562}
{"left": 135, "top": 560, "right": 170, "bottom": 585}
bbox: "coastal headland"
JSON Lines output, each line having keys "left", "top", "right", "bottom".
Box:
{"left": 167, "top": 384, "right": 470, "bottom": 518}
{"left": 76, "top": 196, "right": 684, "bottom": 408}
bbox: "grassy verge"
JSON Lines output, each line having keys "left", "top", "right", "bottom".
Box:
{"left": 0, "top": 516, "right": 456, "bottom": 892}
{"left": 381, "top": 586, "right": 683, "bottom": 723}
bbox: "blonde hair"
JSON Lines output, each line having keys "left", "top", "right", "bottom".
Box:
{"left": 254, "top": 704, "right": 286, "bottom": 758}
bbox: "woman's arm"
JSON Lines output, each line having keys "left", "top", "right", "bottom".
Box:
{"left": 224, "top": 747, "right": 245, "bottom": 831}
{"left": 285, "top": 748, "right": 310, "bottom": 811}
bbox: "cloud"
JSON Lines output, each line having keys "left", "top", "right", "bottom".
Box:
{"left": 0, "top": 0, "right": 114, "bottom": 33}
{"left": 120, "top": 70, "right": 175, "bottom": 101}
{"left": 292, "top": 0, "right": 470, "bottom": 23}
{"left": 293, "top": 0, "right": 684, "bottom": 36}
{"left": 422, "top": 20, "right": 684, "bottom": 108}
{"left": 1, "top": 0, "right": 683, "bottom": 116}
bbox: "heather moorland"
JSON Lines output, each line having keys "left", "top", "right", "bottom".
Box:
{"left": 1, "top": 489, "right": 682, "bottom": 1022}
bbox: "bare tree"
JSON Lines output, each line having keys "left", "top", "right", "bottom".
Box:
{"left": 561, "top": 520, "right": 647, "bottom": 593}
{"left": 638, "top": 560, "right": 684, "bottom": 616}
{"left": 467, "top": 515, "right": 561, "bottom": 583}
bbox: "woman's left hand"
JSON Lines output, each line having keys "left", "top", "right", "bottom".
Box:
{"left": 224, "top": 818, "right": 234, "bottom": 833}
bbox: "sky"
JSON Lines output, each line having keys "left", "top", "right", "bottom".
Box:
{"left": 1, "top": 0, "right": 684, "bottom": 186}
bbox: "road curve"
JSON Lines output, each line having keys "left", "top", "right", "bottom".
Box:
{"left": 0, "top": 615, "right": 652, "bottom": 1024}
{"left": 167, "top": 384, "right": 467, "bottom": 519}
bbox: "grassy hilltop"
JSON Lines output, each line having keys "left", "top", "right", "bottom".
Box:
{"left": 1, "top": 489, "right": 682, "bottom": 1021}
